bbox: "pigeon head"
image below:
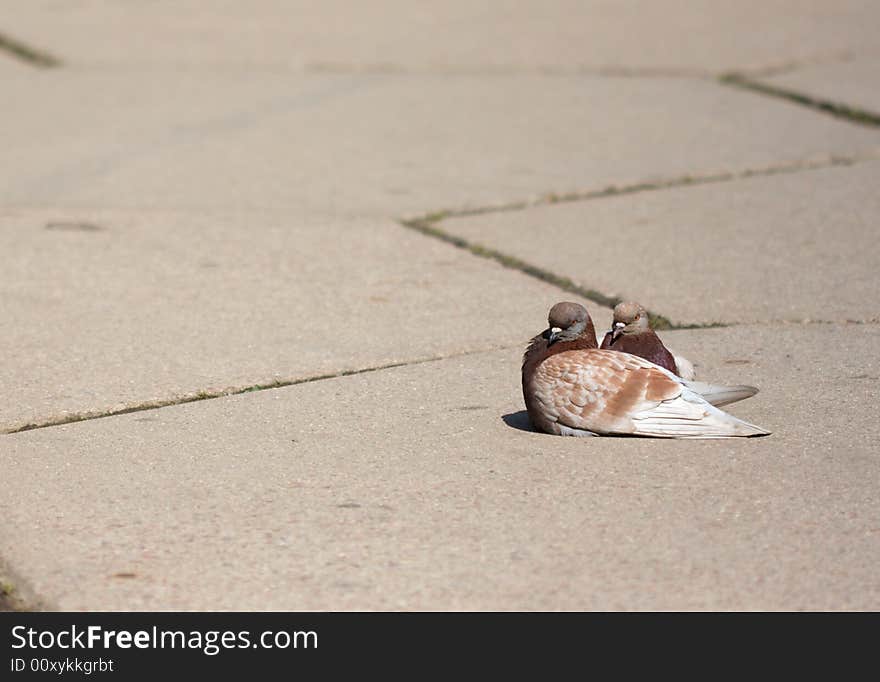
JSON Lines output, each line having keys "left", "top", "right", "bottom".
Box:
{"left": 543, "top": 302, "right": 592, "bottom": 346}
{"left": 611, "top": 301, "right": 649, "bottom": 339}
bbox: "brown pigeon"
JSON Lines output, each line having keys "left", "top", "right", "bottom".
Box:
{"left": 600, "top": 302, "right": 757, "bottom": 405}
{"left": 600, "top": 302, "right": 680, "bottom": 374}
{"left": 523, "top": 302, "right": 597, "bottom": 358}
{"left": 523, "top": 304, "right": 769, "bottom": 438}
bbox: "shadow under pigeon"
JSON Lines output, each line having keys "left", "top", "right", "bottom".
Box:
{"left": 501, "top": 411, "right": 536, "bottom": 433}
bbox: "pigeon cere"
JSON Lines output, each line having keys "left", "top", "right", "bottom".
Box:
{"left": 522, "top": 302, "right": 769, "bottom": 438}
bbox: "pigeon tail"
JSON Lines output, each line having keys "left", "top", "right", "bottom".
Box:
{"left": 630, "top": 392, "right": 770, "bottom": 438}
{"left": 684, "top": 381, "right": 758, "bottom": 407}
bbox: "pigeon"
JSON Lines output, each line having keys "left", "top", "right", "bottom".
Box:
{"left": 601, "top": 302, "right": 681, "bottom": 375}
{"left": 600, "top": 302, "right": 757, "bottom": 405}
{"left": 522, "top": 301, "right": 598, "bottom": 359}
{"left": 523, "top": 304, "right": 769, "bottom": 438}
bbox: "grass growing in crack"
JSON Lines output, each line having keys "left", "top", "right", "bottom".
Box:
{"left": 0, "top": 579, "right": 25, "bottom": 612}
{"left": 402, "top": 215, "right": 689, "bottom": 330}
{"left": 3, "top": 352, "right": 504, "bottom": 435}
{"left": 663, "top": 320, "right": 728, "bottom": 331}
{"left": 399, "top": 153, "right": 880, "bottom": 332}
{"left": 720, "top": 72, "right": 880, "bottom": 128}
{"left": 0, "top": 31, "right": 61, "bottom": 68}
{"left": 422, "top": 210, "right": 452, "bottom": 223}
{"left": 425, "top": 155, "right": 871, "bottom": 227}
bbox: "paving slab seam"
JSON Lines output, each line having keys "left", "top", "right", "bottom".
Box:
{"left": 399, "top": 152, "right": 878, "bottom": 225}
{"left": 720, "top": 72, "right": 880, "bottom": 128}
{"left": 399, "top": 152, "right": 879, "bottom": 330}
{"left": 305, "top": 62, "right": 715, "bottom": 78}
{"left": 761, "top": 317, "right": 880, "bottom": 326}
{"left": 402, "top": 214, "right": 679, "bottom": 331}
{"left": 0, "top": 30, "right": 60, "bottom": 68}
{"left": 2, "top": 344, "right": 517, "bottom": 436}
{"left": 304, "top": 51, "right": 858, "bottom": 80}
{"left": 724, "top": 50, "right": 858, "bottom": 80}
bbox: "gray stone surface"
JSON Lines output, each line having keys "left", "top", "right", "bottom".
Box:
{"left": 440, "top": 160, "right": 880, "bottom": 326}
{"left": 1, "top": 323, "right": 877, "bottom": 610}
{"left": 3, "top": 70, "right": 879, "bottom": 216}
{"left": 2, "top": 0, "right": 878, "bottom": 614}
{"left": 761, "top": 57, "right": 880, "bottom": 115}
{"left": 0, "top": 207, "right": 610, "bottom": 432}
{"left": 0, "top": 53, "right": 28, "bottom": 74}
{"left": 1, "top": 1, "right": 878, "bottom": 73}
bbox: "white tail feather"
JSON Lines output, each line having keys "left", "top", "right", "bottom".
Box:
{"left": 630, "top": 389, "right": 770, "bottom": 439}
{"left": 685, "top": 381, "right": 758, "bottom": 407}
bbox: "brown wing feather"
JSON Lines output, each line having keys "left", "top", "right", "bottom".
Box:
{"left": 531, "top": 349, "right": 682, "bottom": 434}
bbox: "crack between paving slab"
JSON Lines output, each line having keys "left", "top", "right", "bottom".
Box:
{"left": 305, "top": 53, "right": 858, "bottom": 80}
{"left": 305, "top": 61, "right": 714, "bottom": 78}
{"left": 727, "top": 50, "right": 857, "bottom": 80}
{"left": 406, "top": 153, "right": 878, "bottom": 221}
{"left": 769, "top": 317, "right": 880, "bottom": 326}
{"left": 401, "top": 213, "right": 699, "bottom": 331}
{"left": 0, "top": 30, "right": 61, "bottom": 68}
{"left": 399, "top": 153, "right": 878, "bottom": 330}
{"left": 3, "top": 345, "right": 515, "bottom": 435}
{"left": 0, "top": 32, "right": 848, "bottom": 79}
{"left": 719, "top": 72, "right": 880, "bottom": 128}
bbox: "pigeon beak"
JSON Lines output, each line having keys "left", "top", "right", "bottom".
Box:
{"left": 543, "top": 326, "right": 563, "bottom": 345}
{"left": 612, "top": 321, "right": 625, "bottom": 339}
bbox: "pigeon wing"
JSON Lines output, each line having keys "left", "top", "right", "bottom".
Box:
{"left": 533, "top": 350, "right": 769, "bottom": 438}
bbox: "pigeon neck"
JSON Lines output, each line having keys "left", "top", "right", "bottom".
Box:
{"left": 523, "top": 332, "right": 596, "bottom": 375}
{"left": 523, "top": 318, "right": 597, "bottom": 377}
{"left": 551, "top": 335, "right": 597, "bottom": 353}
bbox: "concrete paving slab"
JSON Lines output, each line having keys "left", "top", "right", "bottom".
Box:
{"left": 439, "top": 160, "right": 880, "bottom": 326}
{"left": 0, "top": 207, "right": 610, "bottom": 432}
{"left": 760, "top": 57, "right": 880, "bottom": 115}
{"left": 1, "top": 322, "right": 877, "bottom": 611}
{"left": 1, "top": 1, "right": 878, "bottom": 73}
{"left": 3, "top": 71, "right": 879, "bottom": 217}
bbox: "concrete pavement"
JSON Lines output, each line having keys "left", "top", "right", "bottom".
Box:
{"left": 0, "top": 209, "right": 603, "bottom": 432}
{"left": 758, "top": 56, "right": 880, "bottom": 116}
{"left": 2, "top": 1, "right": 878, "bottom": 73}
{"left": 1, "top": 2, "right": 879, "bottom": 611}
{"left": 2, "top": 324, "right": 878, "bottom": 610}
{"left": 4, "top": 70, "right": 878, "bottom": 216}
{"left": 438, "top": 160, "right": 880, "bottom": 326}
